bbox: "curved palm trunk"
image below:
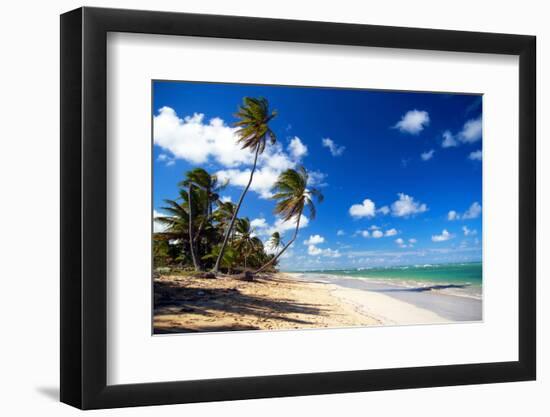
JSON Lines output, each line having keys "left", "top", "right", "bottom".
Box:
{"left": 212, "top": 146, "right": 260, "bottom": 273}
{"left": 187, "top": 184, "right": 201, "bottom": 271}
{"left": 255, "top": 211, "right": 302, "bottom": 274}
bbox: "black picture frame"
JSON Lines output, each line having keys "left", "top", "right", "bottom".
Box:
{"left": 60, "top": 6, "right": 536, "bottom": 410}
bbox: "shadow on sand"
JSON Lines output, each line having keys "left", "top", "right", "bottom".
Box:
{"left": 153, "top": 280, "right": 329, "bottom": 334}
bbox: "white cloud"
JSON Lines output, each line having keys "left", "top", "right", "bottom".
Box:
{"left": 377, "top": 206, "right": 390, "bottom": 215}
{"left": 307, "top": 245, "right": 323, "bottom": 256}
{"left": 155, "top": 107, "right": 323, "bottom": 199}
{"left": 216, "top": 167, "right": 279, "bottom": 199}
{"left": 288, "top": 136, "right": 308, "bottom": 159}
{"left": 459, "top": 117, "right": 482, "bottom": 143}
{"left": 447, "top": 202, "right": 481, "bottom": 221}
{"left": 462, "top": 226, "right": 477, "bottom": 236}
{"left": 391, "top": 193, "right": 428, "bottom": 217}
{"left": 395, "top": 238, "right": 406, "bottom": 248}
{"left": 323, "top": 248, "right": 342, "bottom": 258}
{"left": 462, "top": 202, "right": 482, "bottom": 219}
{"left": 349, "top": 198, "right": 376, "bottom": 218}
{"left": 441, "top": 130, "right": 458, "bottom": 148}
{"left": 307, "top": 244, "right": 341, "bottom": 258}
{"left": 432, "top": 229, "right": 454, "bottom": 242}
{"left": 154, "top": 108, "right": 250, "bottom": 166}
{"left": 469, "top": 150, "right": 482, "bottom": 161}
{"left": 385, "top": 228, "right": 398, "bottom": 237}
{"left": 308, "top": 170, "right": 328, "bottom": 187}
{"left": 447, "top": 210, "right": 459, "bottom": 221}
{"left": 409, "top": 238, "right": 417, "bottom": 244}
{"left": 393, "top": 110, "right": 430, "bottom": 135}
{"left": 250, "top": 218, "right": 268, "bottom": 230}
{"left": 358, "top": 228, "right": 397, "bottom": 239}
{"left": 157, "top": 153, "right": 176, "bottom": 166}
{"left": 304, "top": 234, "right": 325, "bottom": 245}
{"left": 421, "top": 149, "right": 435, "bottom": 161}
{"left": 372, "top": 230, "right": 384, "bottom": 238}
{"left": 270, "top": 215, "right": 309, "bottom": 235}
{"left": 441, "top": 117, "right": 482, "bottom": 148}
{"left": 251, "top": 215, "right": 309, "bottom": 237}
{"left": 220, "top": 195, "right": 232, "bottom": 203}
{"left": 216, "top": 141, "right": 301, "bottom": 199}
{"left": 322, "top": 137, "right": 345, "bottom": 156}
{"left": 337, "top": 230, "right": 346, "bottom": 236}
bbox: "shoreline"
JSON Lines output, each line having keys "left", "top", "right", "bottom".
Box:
{"left": 287, "top": 272, "right": 482, "bottom": 322}
{"left": 153, "top": 270, "right": 478, "bottom": 334}
{"left": 285, "top": 273, "right": 453, "bottom": 325}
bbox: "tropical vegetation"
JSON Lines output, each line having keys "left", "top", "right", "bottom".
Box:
{"left": 153, "top": 97, "right": 323, "bottom": 279}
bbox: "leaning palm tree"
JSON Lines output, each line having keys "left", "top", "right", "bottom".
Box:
{"left": 212, "top": 97, "right": 277, "bottom": 273}
{"left": 255, "top": 166, "right": 323, "bottom": 273}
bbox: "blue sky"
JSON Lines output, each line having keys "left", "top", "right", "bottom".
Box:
{"left": 153, "top": 81, "right": 482, "bottom": 270}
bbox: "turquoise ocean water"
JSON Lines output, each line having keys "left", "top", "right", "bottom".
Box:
{"left": 295, "top": 262, "right": 482, "bottom": 300}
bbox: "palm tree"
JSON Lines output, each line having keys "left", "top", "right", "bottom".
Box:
{"left": 183, "top": 168, "right": 228, "bottom": 218}
{"left": 158, "top": 192, "right": 193, "bottom": 266}
{"left": 233, "top": 218, "right": 264, "bottom": 270}
{"left": 179, "top": 169, "right": 211, "bottom": 271}
{"left": 255, "top": 166, "right": 323, "bottom": 273}
{"left": 212, "top": 200, "right": 236, "bottom": 240}
{"left": 212, "top": 97, "right": 277, "bottom": 273}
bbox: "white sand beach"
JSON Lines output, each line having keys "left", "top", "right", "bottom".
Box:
{"left": 153, "top": 270, "right": 480, "bottom": 334}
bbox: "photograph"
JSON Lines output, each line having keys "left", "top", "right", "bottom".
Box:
{"left": 152, "top": 81, "right": 483, "bottom": 334}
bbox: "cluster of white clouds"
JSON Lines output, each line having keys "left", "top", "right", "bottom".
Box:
{"left": 154, "top": 108, "right": 248, "bottom": 166}
{"left": 395, "top": 237, "right": 417, "bottom": 248}
{"left": 441, "top": 116, "right": 482, "bottom": 148}
{"left": 322, "top": 138, "right": 345, "bottom": 156}
{"left": 393, "top": 110, "right": 481, "bottom": 164}
{"left": 157, "top": 153, "right": 176, "bottom": 167}
{"left": 302, "top": 234, "right": 341, "bottom": 258}
{"left": 393, "top": 110, "right": 430, "bottom": 135}
{"left": 357, "top": 227, "right": 398, "bottom": 239}
{"left": 307, "top": 245, "right": 341, "bottom": 258}
{"left": 390, "top": 193, "right": 428, "bottom": 217}
{"left": 349, "top": 193, "right": 427, "bottom": 219}
{"left": 447, "top": 202, "right": 482, "bottom": 221}
{"left": 432, "top": 229, "right": 454, "bottom": 242}
{"left": 462, "top": 226, "right": 477, "bottom": 236}
{"left": 154, "top": 107, "right": 323, "bottom": 199}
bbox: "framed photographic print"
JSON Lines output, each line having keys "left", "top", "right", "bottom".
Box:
{"left": 60, "top": 6, "right": 536, "bottom": 409}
